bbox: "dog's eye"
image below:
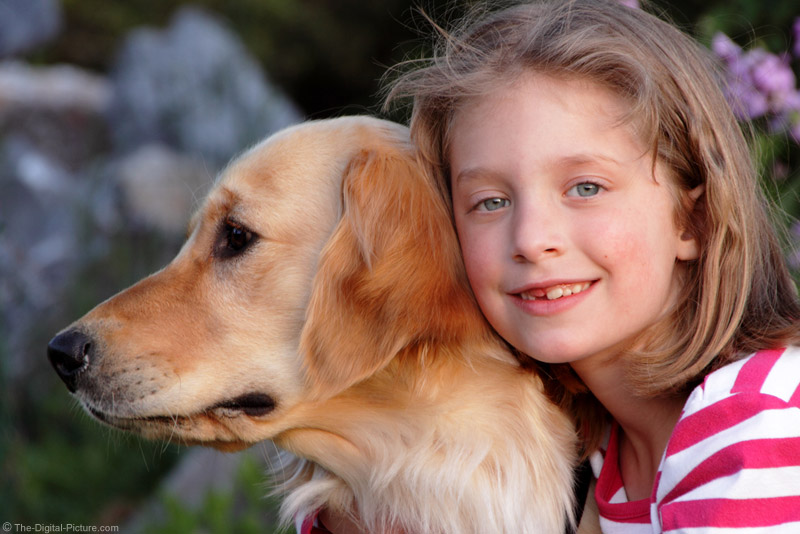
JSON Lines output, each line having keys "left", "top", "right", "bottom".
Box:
{"left": 215, "top": 220, "right": 256, "bottom": 259}
{"left": 228, "top": 225, "right": 250, "bottom": 250}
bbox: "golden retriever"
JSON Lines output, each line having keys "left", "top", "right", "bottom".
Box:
{"left": 47, "top": 117, "right": 586, "bottom": 534}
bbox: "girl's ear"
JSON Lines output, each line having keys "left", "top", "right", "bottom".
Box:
{"left": 300, "top": 146, "right": 485, "bottom": 399}
{"left": 677, "top": 185, "right": 705, "bottom": 261}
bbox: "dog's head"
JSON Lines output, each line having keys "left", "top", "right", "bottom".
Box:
{"left": 47, "top": 116, "right": 489, "bottom": 451}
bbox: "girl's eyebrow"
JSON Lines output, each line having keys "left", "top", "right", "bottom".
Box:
{"left": 453, "top": 167, "right": 506, "bottom": 186}
{"left": 454, "top": 153, "right": 624, "bottom": 186}
{"left": 556, "top": 153, "right": 624, "bottom": 169}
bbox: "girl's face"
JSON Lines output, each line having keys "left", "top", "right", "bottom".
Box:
{"left": 449, "top": 74, "right": 699, "bottom": 369}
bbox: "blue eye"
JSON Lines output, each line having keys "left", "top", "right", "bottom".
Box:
{"left": 567, "top": 182, "right": 601, "bottom": 197}
{"left": 479, "top": 198, "right": 509, "bottom": 211}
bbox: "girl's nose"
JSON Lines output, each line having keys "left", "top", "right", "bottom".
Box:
{"left": 510, "top": 202, "right": 564, "bottom": 263}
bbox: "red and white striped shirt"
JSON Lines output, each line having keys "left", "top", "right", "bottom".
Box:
{"left": 592, "top": 347, "right": 800, "bottom": 533}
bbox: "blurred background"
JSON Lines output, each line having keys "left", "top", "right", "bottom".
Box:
{"left": 2, "top": 0, "right": 799, "bottom": 532}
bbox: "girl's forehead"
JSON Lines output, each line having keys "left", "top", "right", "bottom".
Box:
{"left": 451, "top": 72, "right": 643, "bottom": 132}
{"left": 447, "top": 73, "right": 649, "bottom": 157}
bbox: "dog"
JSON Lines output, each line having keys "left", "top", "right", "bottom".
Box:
{"left": 47, "top": 117, "right": 588, "bottom": 533}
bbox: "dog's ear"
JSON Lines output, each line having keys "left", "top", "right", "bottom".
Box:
{"left": 300, "top": 144, "right": 485, "bottom": 398}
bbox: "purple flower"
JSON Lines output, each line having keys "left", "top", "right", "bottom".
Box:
{"left": 788, "top": 91, "right": 800, "bottom": 112}
{"left": 712, "top": 33, "right": 741, "bottom": 64}
{"left": 712, "top": 31, "right": 800, "bottom": 147}
{"left": 728, "top": 80, "right": 769, "bottom": 119}
{"left": 750, "top": 51, "right": 796, "bottom": 96}
{"left": 712, "top": 32, "right": 800, "bottom": 121}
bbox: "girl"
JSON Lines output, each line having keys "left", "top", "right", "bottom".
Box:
{"left": 384, "top": 0, "right": 800, "bottom": 532}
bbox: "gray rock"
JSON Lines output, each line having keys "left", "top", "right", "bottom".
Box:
{"left": 0, "top": 62, "right": 112, "bottom": 375}
{"left": 116, "top": 144, "right": 213, "bottom": 236}
{"left": 0, "top": 61, "right": 112, "bottom": 170}
{"left": 0, "top": 136, "right": 80, "bottom": 376}
{"left": 0, "top": 0, "right": 62, "bottom": 57}
{"left": 0, "top": 136, "right": 78, "bottom": 296}
{"left": 110, "top": 6, "right": 302, "bottom": 168}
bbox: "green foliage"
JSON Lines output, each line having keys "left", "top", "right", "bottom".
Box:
{"left": 751, "top": 129, "right": 800, "bottom": 276}
{"left": 34, "top": 0, "right": 800, "bottom": 120}
{"left": 142, "top": 455, "right": 283, "bottom": 534}
{"left": 1, "top": 379, "right": 182, "bottom": 525}
{"left": 37, "top": 0, "right": 432, "bottom": 118}
{"left": 692, "top": 0, "right": 799, "bottom": 48}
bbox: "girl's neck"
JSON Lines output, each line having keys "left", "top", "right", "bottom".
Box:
{"left": 571, "top": 355, "right": 686, "bottom": 501}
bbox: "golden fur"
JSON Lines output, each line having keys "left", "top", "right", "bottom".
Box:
{"left": 50, "top": 117, "right": 583, "bottom": 533}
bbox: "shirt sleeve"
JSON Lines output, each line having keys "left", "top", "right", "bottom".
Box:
{"left": 654, "top": 349, "right": 800, "bottom": 533}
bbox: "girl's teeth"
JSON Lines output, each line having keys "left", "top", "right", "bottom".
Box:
{"left": 521, "top": 282, "right": 590, "bottom": 301}
{"left": 546, "top": 287, "right": 564, "bottom": 300}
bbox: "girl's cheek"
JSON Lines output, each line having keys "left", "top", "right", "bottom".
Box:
{"left": 458, "top": 234, "right": 495, "bottom": 291}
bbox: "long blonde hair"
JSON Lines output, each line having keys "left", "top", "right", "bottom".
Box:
{"left": 385, "top": 0, "right": 800, "bottom": 451}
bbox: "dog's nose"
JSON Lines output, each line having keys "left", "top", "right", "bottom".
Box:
{"left": 47, "top": 329, "right": 93, "bottom": 392}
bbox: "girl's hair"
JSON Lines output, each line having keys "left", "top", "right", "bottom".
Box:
{"left": 385, "top": 0, "right": 800, "bottom": 451}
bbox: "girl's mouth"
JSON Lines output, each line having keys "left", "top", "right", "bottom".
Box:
{"left": 518, "top": 281, "right": 592, "bottom": 301}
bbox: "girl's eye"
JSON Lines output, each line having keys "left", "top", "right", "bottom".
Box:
{"left": 567, "top": 182, "right": 602, "bottom": 198}
{"left": 477, "top": 198, "right": 510, "bottom": 211}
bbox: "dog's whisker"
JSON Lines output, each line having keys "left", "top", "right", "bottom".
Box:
{"left": 159, "top": 441, "right": 169, "bottom": 457}
{"left": 136, "top": 436, "right": 154, "bottom": 473}
{"left": 165, "top": 409, "right": 181, "bottom": 446}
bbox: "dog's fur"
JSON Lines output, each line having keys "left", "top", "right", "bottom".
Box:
{"left": 49, "top": 117, "right": 580, "bottom": 533}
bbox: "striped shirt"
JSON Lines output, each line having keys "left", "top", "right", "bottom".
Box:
{"left": 591, "top": 347, "right": 800, "bottom": 533}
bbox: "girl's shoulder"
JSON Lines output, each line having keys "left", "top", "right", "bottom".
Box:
{"left": 665, "top": 346, "right": 800, "bottom": 462}
{"left": 654, "top": 347, "right": 800, "bottom": 530}
{"left": 663, "top": 347, "right": 799, "bottom": 465}
{"left": 691, "top": 346, "right": 800, "bottom": 410}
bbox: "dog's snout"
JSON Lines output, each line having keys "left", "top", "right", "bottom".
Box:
{"left": 47, "top": 329, "right": 93, "bottom": 392}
